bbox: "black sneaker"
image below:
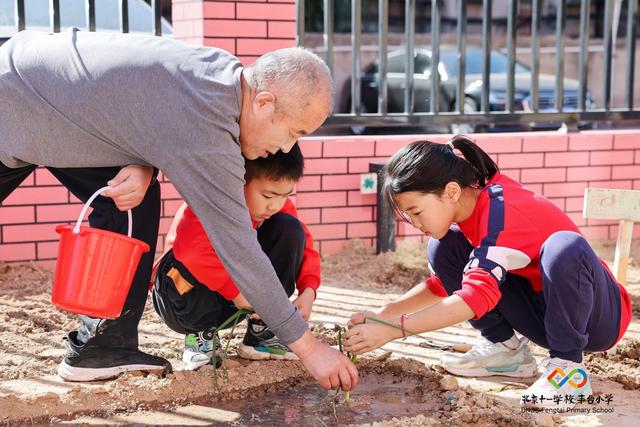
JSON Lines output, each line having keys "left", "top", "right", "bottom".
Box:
{"left": 57, "top": 331, "right": 172, "bottom": 381}
{"left": 237, "top": 319, "right": 298, "bottom": 361}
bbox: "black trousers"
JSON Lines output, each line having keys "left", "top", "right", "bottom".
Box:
{"left": 152, "top": 213, "right": 306, "bottom": 334}
{"left": 1, "top": 161, "right": 160, "bottom": 349}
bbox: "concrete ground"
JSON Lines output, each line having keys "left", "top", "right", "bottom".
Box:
{"left": 312, "top": 279, "right": 640, "bottom": 427}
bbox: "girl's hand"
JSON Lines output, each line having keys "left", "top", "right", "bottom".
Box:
{"left": 347, "top": 310, "right": 378, "bottom": 328}
{"left": 292, "top": 288, "right": 315, "bottom": 321}
{"left": 103, "top": 164, "right": 154, "bottom": 211}
{"left": 342, "top": 319, "right": 400, "bottom": 355}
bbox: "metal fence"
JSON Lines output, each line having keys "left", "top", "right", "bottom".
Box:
{"left": 298, "top": 0, "right": 640, "bottom": 131}
{"left": 0, "top": 0, "right": 166, "bottom": 46}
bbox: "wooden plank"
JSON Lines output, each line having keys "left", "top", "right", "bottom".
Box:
{"left": 614, "top": 219, "right": 634, "bottom": 287}
{"left": 583, "top": 187, "right": 639, "bottom": 287}
{"left": 583, "top": 188, "right": 640, "bottom": 222}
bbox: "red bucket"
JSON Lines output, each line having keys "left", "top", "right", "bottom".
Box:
{"left": 52, "top": 186, "right": 150, "bottom": 319}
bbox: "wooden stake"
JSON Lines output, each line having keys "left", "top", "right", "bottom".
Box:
{"left": 614, "top": 219, "right": 634, "bottom": 287}
{"left": 583, "top": 188, "right": 640, "bottom": 286}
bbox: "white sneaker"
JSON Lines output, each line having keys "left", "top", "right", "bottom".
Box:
{"left": 182, "top": 329, "right": 222, "bottom": 370}
{"left": 522, "top": 357, "right": 592, "bottom": 409}
{"left": 440, "top": 335, "right": 538, "bottom": 378}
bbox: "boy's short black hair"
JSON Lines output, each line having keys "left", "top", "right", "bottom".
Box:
{"left": 244, "top": 143, "right": 304, "bottom": 183}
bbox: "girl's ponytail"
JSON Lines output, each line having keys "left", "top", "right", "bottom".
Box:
{"left": 449, "top": 135, "right": 499, "bottom": 187}
{"left": 382, "top": 135, "right": 499, "bottom": 219}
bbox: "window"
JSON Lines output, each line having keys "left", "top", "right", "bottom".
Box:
{"left": 386, "top": 52, "right": 431, "bottom": 74}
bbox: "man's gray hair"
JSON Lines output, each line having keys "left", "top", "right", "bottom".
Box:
{"left": 248, "top": 47, "right": 334, "bottom": 116}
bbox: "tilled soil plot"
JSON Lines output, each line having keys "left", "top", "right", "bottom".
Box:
{"left": 0, "top": 262, "right": 76, "bottom": 380}
{"left": 321, "top": 239, "right": 429, "bottom": 293}
{"left": 584, "top": 340, "right": 640, "bottom": 390}
{"left": 0, "top": 238, "right": 639, "bottom": 426}
{"left": 0, "top": 358, "right": 537, "bottom": 426}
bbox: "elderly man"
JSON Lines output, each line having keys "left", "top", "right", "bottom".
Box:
{"left": 0, "top": 28, "right": 357, "bottom": 391}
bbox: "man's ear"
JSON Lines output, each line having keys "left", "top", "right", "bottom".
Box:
{"left": 443, "top": 181, "right": 462, "bottom": 203}
{"left": 253, "top": 91, "right": 276, "bottom": 115}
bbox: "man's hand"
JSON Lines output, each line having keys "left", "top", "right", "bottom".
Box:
{"left": 292, "top": 288, "right": 315, "bottom": 321}
{"left": 103, "top": 165, "right": 154, "bottom": 211}
{"left": 343, "top": 318, "right": 400, "bottom": 355}
{"left": 289, "top": 329, "right": 359, "bottom": 391}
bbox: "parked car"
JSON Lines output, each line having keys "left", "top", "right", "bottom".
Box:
{"left": 339, "top": 46, "right": 595, "bottom": 134}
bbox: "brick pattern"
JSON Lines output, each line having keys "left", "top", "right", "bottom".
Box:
{"left": 172, "top": 0, "right": 205, "bottom": 45}
{"left": 172, "top": 0, "right": 296, "bottom": 63}
{"left": 291, "top": 131, "right": 640, "bottom": 255}
{"left": 2, "top": 130, "right": 640, "bottom": 261}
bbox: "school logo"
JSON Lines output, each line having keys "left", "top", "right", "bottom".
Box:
{"left": 547, "top": 368, "right": 589, "bottom": 389}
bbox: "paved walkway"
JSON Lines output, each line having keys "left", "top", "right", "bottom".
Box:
{"left": 312, "top": 282, "right": 640, "bottom": 427}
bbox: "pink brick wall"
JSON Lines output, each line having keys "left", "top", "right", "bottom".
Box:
{"left": 2, "top": 4, "right": 639, "bottom": 263}
{"left": 173, "top": 0, "right": 296, "bottom": 63}
{"left": 2, "top": 130, "right": 640, "bottom": 263}
{"left": 291, "top": 130, "right": 640, "bottom": 254}
{"left": 172, "top": 0, "right": 205, "bottom": 46}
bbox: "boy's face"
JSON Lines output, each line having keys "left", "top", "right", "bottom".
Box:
{"left": 244, "top": 176, "right": 296, "bottom": 222}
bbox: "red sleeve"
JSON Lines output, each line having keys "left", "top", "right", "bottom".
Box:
{"left": 172, "top": 207, "right": 240, "bottom": 301}
{"left": 454, "top": 269, "right": 502, "bottom": 320}
{"left": 426, "top": 276, "right": 448, "bottom": 297}
{"left": 279, "top": 198, "right": 321, "bottom": 297}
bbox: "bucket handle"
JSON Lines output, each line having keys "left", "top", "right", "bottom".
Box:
{"left": 73, "top": 186, "right": 133, "bottom": 238}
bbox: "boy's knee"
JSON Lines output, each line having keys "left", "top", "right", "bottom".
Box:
{"left": 263, "top": 213, "right": 306, "bottom": 247}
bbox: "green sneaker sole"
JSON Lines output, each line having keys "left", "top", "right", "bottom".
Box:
{"left": 237, "top": 343, "right": 299, "bottom": 361}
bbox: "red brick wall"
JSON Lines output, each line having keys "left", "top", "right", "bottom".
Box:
{"left": 291, "top": 131, "right": 640, "bottom": 255}
{"left": 172, "top": 0, "right": 296, "bottom": 63}
{"left": 3, "top": 130, "right": 639, "bottom": 265}
{"left": 2, "top": 3, "right": 639, "bottom": 264}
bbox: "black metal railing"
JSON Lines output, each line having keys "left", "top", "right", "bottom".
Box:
{"left": 300, "top": 0, "right": 640, "bottom": 131}
{"left": 1, "top": 0, "right": 167, "bottom": 46}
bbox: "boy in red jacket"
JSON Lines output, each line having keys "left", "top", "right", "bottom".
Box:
{"left": 152, "top": 144, "right": 320, "bottom": 369}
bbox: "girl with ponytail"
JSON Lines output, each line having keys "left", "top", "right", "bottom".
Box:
{"left": 343, "top": 135, "right": 631, "bottom": 409}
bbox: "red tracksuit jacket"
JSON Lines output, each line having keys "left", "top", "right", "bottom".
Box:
{"left": 426, "top": 173, "right": 631, "bottom": 345}
{"left": 171, "top": 198, "right": 320, "bottom": 300}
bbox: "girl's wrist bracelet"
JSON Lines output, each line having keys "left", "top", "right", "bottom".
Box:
{"left": 399, "top": 314, "right": 408, "bottom": 340}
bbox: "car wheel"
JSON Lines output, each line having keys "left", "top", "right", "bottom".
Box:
{"left": 349, "top": 102, "right": 368, "bottom": 135}
{"left": 450, "top": 97, "right": 479, "bottom": 135}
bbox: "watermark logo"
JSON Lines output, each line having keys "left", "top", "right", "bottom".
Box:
{"left": 547, "top": 368, "right": 588, "bottom": 389}
{"left": 520, "top": 393, "right": 615, "bottom": 414}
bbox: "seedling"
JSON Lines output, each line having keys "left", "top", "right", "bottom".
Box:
{"left": 336, "top": 327, "right": 357, "bottom": 403}
{"left": 359, "top": 316, "right": 470, "bottom": 352}
{"left": 211, "top": 307, "right": 255, "bottom": 390}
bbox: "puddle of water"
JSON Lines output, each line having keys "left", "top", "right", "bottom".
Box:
{"left": 207, "top": 372, "right": 440, "bottom": 426}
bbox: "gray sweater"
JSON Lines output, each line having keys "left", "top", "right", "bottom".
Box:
{"left": 0, "top": 29, "right": 308, "bottom": 344}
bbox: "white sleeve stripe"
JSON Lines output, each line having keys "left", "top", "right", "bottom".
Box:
{"left": 469, "top": 246, "right": 531, "bottom": 271}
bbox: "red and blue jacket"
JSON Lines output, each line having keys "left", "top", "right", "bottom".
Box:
{"left": 171, "top": 198, "right": 320, "bottom": 301}
{"left": 426, "top": 173, "right": 631, "bottom": 346}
